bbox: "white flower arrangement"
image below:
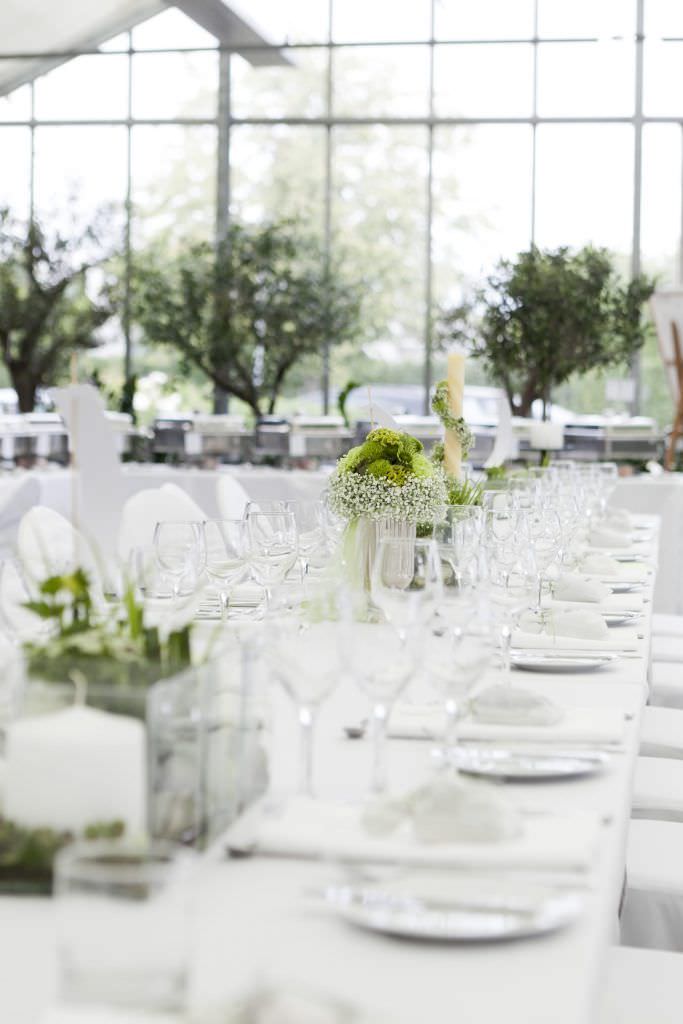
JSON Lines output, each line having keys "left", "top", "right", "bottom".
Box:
{"left": 328, "top": 468, "right": 447, "bottom": 522}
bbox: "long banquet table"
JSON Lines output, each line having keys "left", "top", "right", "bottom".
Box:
{"left": 0, "top": 519, "right": 659, "bottom": 1023}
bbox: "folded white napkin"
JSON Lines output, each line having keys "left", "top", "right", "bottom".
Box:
{"left": 549, "top": 593, "right": 644, "bottom": 614}
{"left": 519, "top": 608, "right": 609, "bottom": 641}
{"left": 553, "top": 573, "right": 611, "bottom": 603}
{"left": 388, "top": 703, "right": 626, "bottom": 746}
{"left": 589, "top": 527, "right": 635, "bottom": 549}
{"left": 511, "top": 629, "right": 641, "bottom": 652}
{"left": 604, "top": 508, "right": 633, "bottom": 530}
{"left": 580, "top": 553, "right": 649, "bottom": 581}
{"left": 227, "top": 796, "right": 601, "bottom": 873}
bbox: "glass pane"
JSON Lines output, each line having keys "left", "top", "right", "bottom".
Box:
{"left": 232, "top": 48, "right": 327, "bottom": 118}
{"left": 435, "top": 0, "right": 535, "bottom": 40}
{"left": 132, "top": 52, "right": 218, "bottom": 119}
{"left": 132, "top": 8, "right": 217, "bottom": 49}
{"left": 333, "top": 46, "right": 429, "bottom": 118}
{"left": 99, "top": 33, "right": 130, "bottom": 52}
{"left": 641, "top": 124, "right": 682, "bottom": 285}
{"left": 332, "top": 126, "right": 428, "bottom": 362}
{"left": 0, "top": 127, "right": 31, "bottom": 221}
{"left": 537, "top": 41, "right": 634, "bottom": 117}
{"left": 34, "top": 56, "right": 129, "bottom": 121}
{"left": 644, "top": 41, "right": 683, "bottom": 116}
{"left": 237, "top": 0, "right": 330, "bottom": 44}
{"left": 33, "top": 126, "right": 128, "bottom": 237}
{"left": 434, "top": 44, "right": 533, "bottom": 117}
{"left": 537, "top": 0, "right": 635, "bottom": 38}
{"left": 535, "top": 125, "right": 634, "bottom": 257}
{"left": 230, "top": 125, "right": 326, "bottom": 232}
{"left": 333, "top": 0, "right": 430, "bottom": 42}
{"left": 132, "top": 126, "right": 217, "bottom": 247}
{"left": 433, "top": 125, "right": 533, "bottom": 307}
{"left": 645, "top": 0, "right": 683, "bottom": 38}
{"left": 0, "top": 80, "right": 31, "bottom": 122}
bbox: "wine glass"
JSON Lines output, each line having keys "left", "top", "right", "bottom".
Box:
{"left": 370, "top": 537, "right": 443, "bottom": 635}
{"left": 153, "top": 521, "right": 204, "bottom": 601}
{"left": 202, "top": 519, "right": 249, "bottom": 621}
{"left": 264, "top": 580, "right": 342, "bottom": 796}
{"left": 341, "top": 595, "right": 419, "bottom": 793}
{"left": 525, "top": 508, "right": 562, "bottom": 616}
{"left": 431, "top": 505, "right": 482, "bottom": 590}
{"left": 425, "top": 617, "right": 493, "bottom": 766}
{"left": 595, "top": 462, "right": 619, "bottom": 518}
{"left": 246, "top": 511, "right": 298, "bottom": 603}
{"left": 481, "top": 559, "right": 536, "bottom": 691}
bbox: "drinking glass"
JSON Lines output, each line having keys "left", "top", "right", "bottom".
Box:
{"left": 341, "top": 597, "right": 419, "bottom": 792}
{"left": 431, "top": 505, "right": 482, "bottom": 590}
{"left": 247, "top": 511, "right": 298, "bottom": 601}
{"left": 526, "top": 508, "right": 562, "bottom": 614}
{"left": 482, "top": 558, "right": 536, "bottom": 688}
{"left": 153, "top": 521, "right": 204, "bottom": 600}
{"left": 202, "top": 518, "right": 249, "bottom": 620}
{"left": 370, "top": 537, "right": 443, "bottom": 634}
{"left": 264, "top": 581, "right": 342, "bottom": 796}
{"left": 595, "top": 461, "right": 619, "bottom": 517}
{"left": 54, "top": 840, "right": 196, "bottom": 1012}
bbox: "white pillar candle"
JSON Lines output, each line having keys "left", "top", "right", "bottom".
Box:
{"left": 444, "top": 352, "right": 466, "bottom": 480}
{"left": 4, "top": 706, "right": 146, "bottom": 835}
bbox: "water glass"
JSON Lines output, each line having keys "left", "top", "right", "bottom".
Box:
{"left": 203, "top": 518, "right": 249, "bottom": 620}
{"left": 54, "top": 840, "right": 195, "bottom": 1012}
{"left": 247, "top": 511, "right": 298, "bottom": 599}
{"left": 370, "top": 537, "right": 443, "bottom": 633}
{"left": 153, "top": 521, "right": 204, "bottom": 600}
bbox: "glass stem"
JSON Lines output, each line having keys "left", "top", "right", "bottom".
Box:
{"left": 444, "top": 697, "right": 459, "bottom": 769}
{"left": 371, "top": 703, "right": 389, "bottom": 794}
{"left": 537, "top": 572, "right": 544, "bottom": 614}
{"left": 298, "top": 705, "right": 316, "bottom": 797}
{"left": 501, "top": 623, "right": 512, "bottom": 685}
{"left": 219, "top": 589, "right": 229, "bottom": 622}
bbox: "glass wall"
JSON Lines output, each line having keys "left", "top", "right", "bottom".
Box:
{"left": 1, "top": 0, "right": 682, "bottom": 423}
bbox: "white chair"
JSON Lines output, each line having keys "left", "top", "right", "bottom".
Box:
{"left": 216, "top": 473, "right": 250, "bottom": 520}
{"left": 118, "top": 483, "right": 208, "bottom": 563}
{"left": 632, "top": 756, "right": 683, "bottom": 822}
{"left": 621, "top": 819, "right": 683, "bottom": 950}
{"left": 0, "top": 560, "right": 44, "bottom": 642}
{"left": 650, "top": 662, "right": 683, "bottom": 709}
{"left": 652, "top": 634, "right": 683, "bottom": 663}
{"left": 640, "top": 706, "right": 683, "bottom": 759}
{"left": 600, "top": 946, "right": 683, "bottom": 1022}
{"left": 17, "top": 505, "right": 104, "bottom": 599}
{"left": 0, "top": 476, "right": 40, "bottom": 557}
{"left": 653, "top": 613, "right": 683, "bottom": 637}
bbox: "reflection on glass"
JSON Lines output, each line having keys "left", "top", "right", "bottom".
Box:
{"left": 132, "top": 8, "right": 218, "bottom": 50}
{"left": 433, "top": 44, "right": 533, "bottom": 118}
{"left": 232, "top": 49, "right": 327, "bottom": 119}
{"left": 333, "top": 46, "right": 430, "bottom": 118}
{"left": 34, "top": 56, "right": 129, "bottom": 121}
{"left": 537, "top": 41, "right": 634, "bottom": 118}
{"left": 534, "top": 125, "right": 634, "bottom": 254}
{"left": 132, "top": 52, "right": 218, "bottom": 119}
{"left": 644, "top": 40, "right": 683, "bottom": 117}
{"left": 0, "top": 127, "right": 31, "bottom": 221}
{"left": 537, "top": 0, "right": 635, "bottom": 39}
{"left": 435, "top": 0, "right": 534, "bottom": 40}
{"left": 641, "top": 125, "right": 681, "bottom": 285}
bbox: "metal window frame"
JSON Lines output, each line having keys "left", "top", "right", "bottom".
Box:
{"left": 0, "top": 0, "right": 669, "bottom": 413}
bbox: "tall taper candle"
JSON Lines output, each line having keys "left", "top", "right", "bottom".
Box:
{"left": 444, "top": 352, "right": 466, "bottom": 479}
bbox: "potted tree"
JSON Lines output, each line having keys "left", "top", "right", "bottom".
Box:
{"left": 436, "top": 245, "right": 655, "bottom": 418}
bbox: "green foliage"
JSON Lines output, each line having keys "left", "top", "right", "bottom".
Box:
{"left": 131, "top": 219, "right": 364, "bottom": 417}
{"left": 337, "top": 378, "right": 361, "bottom": 425}
{"left": 337, "top": 427, "right": 435, "bottom": 486}
{"left": 0, "top": 208, "right": 115, "bottom": 412}
{"left": 23, "top": 571, "right": 192, "bottom": 694}
{"left": 0, "top": 817, "right": 124, "bottom": 892}
{"left": 446, "top": 477, "right": 484, "bottom": 506}
{"left": 431, "top": 379, "right": 475, "bottom": 457}
{"left": 485, "top": 465, "right": 507, "bottom": 480}
{"left": 436, "top": 246, "right": 656, "bottom": 417}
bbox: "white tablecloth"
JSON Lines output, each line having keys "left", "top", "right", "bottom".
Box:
{"left": 0, "top": 520, "right": 660, "bottom": 1023}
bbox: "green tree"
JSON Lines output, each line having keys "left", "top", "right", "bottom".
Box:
{"left": 132, "top": 219, "right": 364, "bottom": 417}
{"left": 437, "top": 245, "right": 656, "bottom": 417}
{"left": 0, "top": 209, "right": 115, "bottom": 412}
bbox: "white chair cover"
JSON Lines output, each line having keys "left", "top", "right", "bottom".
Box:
{"left": 17, "top": 505, "right": 104, "bottom": 598}
{"left": 621, "top": 819, "right": 683, "bottom": 951}
{"left": 632, "top": 757, "right": 683, "bottom": 822}
{"left": 0, "top": 476, "right": 39, "bottom": 556}
{"left": 599, "top": 946, "right": 683, "bottom": 1022}
{"left": 0, "top": 560, "right": 44, "bottom": 641}
{"left": 653, "top": 613, "right": 683, "bottom": 637}
{"left": 650, "top": 662, "right": 683, "bottom": 709}
{"left": 118, "top": 482, "right": 208, "bottom": 561}
{"left": 652, "top": 634, "right": 683, "bottom": 663}
{"left": 216, "top": 473, "right": 250, "bottom": 520}
{"left": 640, "top": 707, "right": 683, "bottom": 760}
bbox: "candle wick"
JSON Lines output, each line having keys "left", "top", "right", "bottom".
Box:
{"left": 69, "top": 670, "right": 88, "bottom": 707}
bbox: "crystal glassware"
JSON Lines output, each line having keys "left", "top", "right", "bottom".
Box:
{"left": 246, "top": 511, "right": 299, "bottom": 602}
{"left": 153, "top": 521, "right": 204, "bottom": 601}
{"left": 202, "top": 518, "right": 249, "bottom": 620}
{"left": 370, "top": 536, "right": 443, "bottom": 635}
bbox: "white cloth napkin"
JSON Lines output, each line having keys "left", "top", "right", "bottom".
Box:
{"left": 589, "top": 527, "right": 635, "bottom": 549}
{"left": 580, "top": 553, "right": 649, "bottom": 580}
{"left": 549, "top": 592, "right": 644, "bottom": 613}
{"left": 553, "top": 574, "right": 611, "bottom": 603}
{"left": 388, "top": 704, "right": 626, "bottom": 746}
{"left": 227, "top": 796, "right": 601, "bottom": 873}
{"left": 604, "top": 508, "right": 633, "bottom": 530}
{"left": 511, "top": 628, "right": 641, "bottom": 652}
{"left": 519, "top": 608, "right": 609, "bottom": 641}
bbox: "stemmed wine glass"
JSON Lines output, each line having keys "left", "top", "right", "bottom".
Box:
{"left": 526, "top": 508, "right": 562, "bottom": 616}
{"left": 341, "top": 594, "right": 419, "bottom": 793}
{"left": 370, "top": 537, "right": 443, "bottom": 635}
{"left": 202, "top": 519, "right": 249, "bottom": 621}
{"left": 246, "top": 511, "right": 298, "bottom": 603}
{"left": 153, "top": 521, "right": 204, "bottom": 601}
{"left": 264, "top": 580, "right": 342, "bottom": 797}
{"left": 431, "top": 505, "right": 482, "bottom": 590}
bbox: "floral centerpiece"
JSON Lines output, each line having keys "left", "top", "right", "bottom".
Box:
{"left": 328, "top": 427, "right": 448, "bottom": 589}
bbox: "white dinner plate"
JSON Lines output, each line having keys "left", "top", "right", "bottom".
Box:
{"left": 453, "top": 747, "right": 609, "bottom": 781}
{"left": 511, "top": 652, "right": 618, "bottom": 672}
{"left": 324, "top": 880, "right": 584, "bottom": 943}
{"left": 599, "top": 580, "right": 646, "bottom": 594}
{"left": 603, "top": 610, "right": 642, "bottom": 627}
